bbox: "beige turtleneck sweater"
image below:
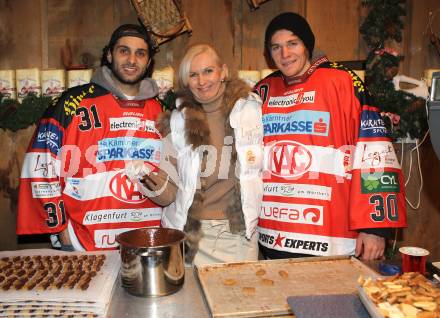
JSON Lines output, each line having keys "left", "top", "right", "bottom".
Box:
{"left": 191, "top": 85, "right": 236, "bottom": 220}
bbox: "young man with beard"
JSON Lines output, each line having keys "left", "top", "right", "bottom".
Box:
{"left": 17, "top": 24, "right": 175, "bottom": 251}
{"left": 254, "top": 13, "right": 407, "bottom": 260}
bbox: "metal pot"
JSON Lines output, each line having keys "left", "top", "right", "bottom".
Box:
{"left": 116, "top": 227, "right": 185, "bottom": 297}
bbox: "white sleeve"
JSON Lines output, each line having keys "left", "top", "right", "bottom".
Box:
{"left": 161, "top": 109, "right": 199, "bottom": 230}
{"left": 230, "top": 93, "right": 264, "bottom": 239}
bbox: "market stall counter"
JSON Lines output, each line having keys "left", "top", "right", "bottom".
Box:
{"left": 108, "top": 267, "right": 208, "bottom": 317}
{"left": 109, "top": 256, "right": 378, "bottom": 318}
{"left": 6, "top": 249, "right": 422, "bottom": 318}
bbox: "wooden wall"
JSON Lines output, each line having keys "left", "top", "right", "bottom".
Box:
{"left": 400, "top": 141, "right": 440, "bottom": 263}
{"left": 1, "top": 0, "right": 438, "bottom": 76}
{"left": 0, "top": 0, "right": 439, "bottom": 258}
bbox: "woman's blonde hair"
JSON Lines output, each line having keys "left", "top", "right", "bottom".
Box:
{"left": 178, "top": 44, "right": 226, "bottom": 89}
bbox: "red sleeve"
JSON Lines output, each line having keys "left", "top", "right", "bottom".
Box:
{"left": 347, "top": 73, "right": 407, "bottom": 230}
{"left": 17, "top": 109, "right": 68, "bottom": 235}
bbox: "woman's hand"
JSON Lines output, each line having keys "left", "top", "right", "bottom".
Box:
{"left": 138, "top": 167, "right": 177, "bottom": 206}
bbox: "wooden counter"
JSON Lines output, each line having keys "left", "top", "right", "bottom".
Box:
{"left": 108, "top": 256, "right": 378, "bottom": 318}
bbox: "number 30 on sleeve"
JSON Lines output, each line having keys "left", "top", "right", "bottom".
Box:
{"left": 369, "top": 194, "right": 398, "bottom": 222}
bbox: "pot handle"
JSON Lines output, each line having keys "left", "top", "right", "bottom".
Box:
{"left": 137, "top": 250, "right": 164, "bottom": 257}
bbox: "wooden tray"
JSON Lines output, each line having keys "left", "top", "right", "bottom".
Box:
{"left": 195, "top": 256, "right": 378, "bottom": 318}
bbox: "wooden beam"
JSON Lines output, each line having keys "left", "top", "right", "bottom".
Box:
{"left": 41, "top": 0, "right": 48, "bottom": 69}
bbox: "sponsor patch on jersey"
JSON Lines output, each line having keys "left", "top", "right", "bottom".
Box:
{"left": 264, "top": 140, "right": 313, "bottom": 178}
{"left": 94, "top": 225, "right": 160, "bottom": 248}
{"left": 144, "top": 120, "right": 155, "bottom": 132}
{"left": 258, "top": 232, "right": 330, "bottom": 254}
{"left": 267, "top": 91, "right": 316, "bottom": 108}
{"left": 31, "top": 123, "right": 63, "bottom": 155}
{"left": 97, "top": 137, "right": 161, "bottom": 162}
{"left": 123, "top": 111, "right": 144, "bottom": 117}
{"left": 359, "top": 110, "right": 388, "bottom": 138}
{"left": 263, "top": 182, "right": 332, "bottom": 201}
{"left": 361, "top": 172, "right": 400, "bottom": 193}
{"left": 83, "top": 208, "right": 162, "bottom": 225}
{"left": 109, "top": 117, "right": 156, "bottom": 132}
{"left": 31, "top": 181, "right": 61, "bottom": 198}
{"left": 65, "top": 178, "right": 82, "bottom": 199}
{"left": 262, "top": 110, "right": 330, "bottom": 136}
{"left": 63, "top": 85, "right": 95, "bottom": 116}
{"left": 260, "top": 201, "right": 324, "bottom": 225}
{"left": 353, "top": 141, "right": 400, "bottom": 169}
{"left": 257, "top": 227, "right": 356, "bottom": 256}
{"left": 21, "top": 152, "right": 59, "bottom": 179}
{"left": 94, "top": 228, "right": 133, "bottom": 248}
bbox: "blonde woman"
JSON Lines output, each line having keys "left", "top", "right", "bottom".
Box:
{"left": 156, "top": 44, "right": 263, "bottom": 265}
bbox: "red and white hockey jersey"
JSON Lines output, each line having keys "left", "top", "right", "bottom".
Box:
{"left": 254, "top": 57, "right": 407, "bottom": 257}
{"left": 17, "top": 82, "right": 163, "bottom": 250}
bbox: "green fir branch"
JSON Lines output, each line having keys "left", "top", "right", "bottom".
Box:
{"left": 360, "top": 0, "right": 428, "bottom": 140}
{"left": 0, "top": 94, "right": 52, "bottom": 132}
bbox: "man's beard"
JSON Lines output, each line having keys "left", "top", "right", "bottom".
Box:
{"left": 111, "top": 62, "right": 146, "bottom": 85}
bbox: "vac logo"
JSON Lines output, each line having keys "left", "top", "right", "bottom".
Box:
{"left": 268, "top": 91, "right": 315, "bottom": 107}
{"left": 109, "top": 171, "right": 147, "bottom": 203}
{"left": 262, "top": 111, "right": 330, "bottom": 136}
{"left": 265, "top": 141, "right": 312, "bottom": 178}
{"left": 361, "top": 172, "right": 400, "bottom": 193}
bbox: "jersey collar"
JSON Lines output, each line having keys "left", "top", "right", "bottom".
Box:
{"left": 282, "top": 55, "right": 329, "bottom": 86}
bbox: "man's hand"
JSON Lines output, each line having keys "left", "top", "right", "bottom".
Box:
{"left": 355, "top": 232, "right": 385, "bottom": 261}
{"left": 59, "top": 228, "right": 72, "bottom": 246}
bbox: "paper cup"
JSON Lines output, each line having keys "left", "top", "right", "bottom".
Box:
{"left": 399, "top": 246, "right": 429, "bottom": 275}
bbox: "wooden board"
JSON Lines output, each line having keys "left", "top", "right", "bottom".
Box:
{"left": 306, "top": 0, "right": 361, "bottom": 61}
{"left": 0, "top": 0, "right": 42, "bottom": 69}
{"left": 402, "top": 0, "right": 440, "bottom": 78}
{"left": 195, "top": 256, "right": 378, "bottom": 318}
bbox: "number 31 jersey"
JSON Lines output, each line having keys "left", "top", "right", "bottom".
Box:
{"left": 17, "top": 83, "right": 163, "bottom": 250}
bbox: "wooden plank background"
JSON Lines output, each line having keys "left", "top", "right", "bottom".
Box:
{"left": 0, "top": 0, "right": 42, "bottom": 69}
{"left": 0, "top": 0, "right": 439, "bottom": 258}
{"left": 1, "top": 0, "right": 438, "bottom": 77}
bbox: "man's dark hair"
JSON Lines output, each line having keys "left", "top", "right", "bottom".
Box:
{"left": 100, "top": 24, "right": 156, "bottom": 76}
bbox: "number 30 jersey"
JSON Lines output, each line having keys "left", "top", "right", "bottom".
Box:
{"left": 17, "top": 83, "right": 163, "bottom": 251}
{"left": 254, "top": 57, "right": 407, "bottom": 257}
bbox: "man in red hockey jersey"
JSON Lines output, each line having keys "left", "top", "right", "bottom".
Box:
{"left": 254, "top": 12, "right": 407, "bottom": 260}
{"left": 17, "top": 24, "right": 175, "bottom": 251}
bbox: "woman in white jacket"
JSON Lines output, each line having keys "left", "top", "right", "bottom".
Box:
{"left": 152, "top": 44, "right": 263, "bottom": 265}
